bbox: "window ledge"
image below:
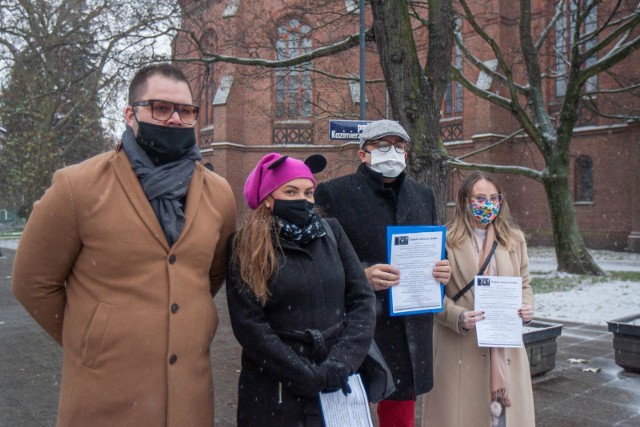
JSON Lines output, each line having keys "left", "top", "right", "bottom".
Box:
{"left": 273, "top": 119, "right": 313, "bottom": 124}
{"left": 200, "top": 125, "right": 214, "bottom": 135}
{"left": 440, "top": 116, "right": 463, "bottom": 122}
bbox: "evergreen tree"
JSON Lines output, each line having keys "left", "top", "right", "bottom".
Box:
{"left": 0, "top": 0, "right": 184, "bottom": 217}
{"left": 0, "top": 46, "right": 108, "bottom": 217}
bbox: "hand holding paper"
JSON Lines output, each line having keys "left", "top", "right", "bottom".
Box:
{"left": 365, "top": 264, "right": 400, "bottom": 291}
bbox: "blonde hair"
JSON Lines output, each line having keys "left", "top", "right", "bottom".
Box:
{"left": 232, "top": 203, "right": 281, "bottom": 306}
{"left": 447, "top": 171, "right": 523, "bottom": 250}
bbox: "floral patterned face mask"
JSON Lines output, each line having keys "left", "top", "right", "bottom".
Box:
{"left": 469, "top": 196, "right": 501, "bottom": 225}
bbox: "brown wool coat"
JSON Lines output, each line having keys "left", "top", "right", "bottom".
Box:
{"left": 12, "top": 148, "right": 236, "bottom": 427}
{"left": 422, "top": 231, "right": 535, "bottom": 427}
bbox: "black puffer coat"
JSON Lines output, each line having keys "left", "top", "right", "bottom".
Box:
{"left": 315, "top": 163, "right": 437, "bottom": 400}
{"left": 226, "top": 218, "right": 375, "bottom": 427}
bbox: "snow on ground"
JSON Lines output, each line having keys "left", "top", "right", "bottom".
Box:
{"left": 528, "top": 246, "right": 640, "bottom": 272}
{"left": 533, "top": 280, "right": 639, "bottom": 326}
{"left": 2, "top": 239, "right": 639, "bottom": 325}
{"left": 524, "top": 247, "right": 640, "bottom": 326}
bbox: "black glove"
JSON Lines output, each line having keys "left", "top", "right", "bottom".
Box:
{"left": 317, "top": 360, "right": 352, "bottom": 396}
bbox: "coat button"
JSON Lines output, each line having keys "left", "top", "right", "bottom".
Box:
{"left": 169, "top": 255, "right": 176, "bottom": 264}
{"left": 171, "top": 303, "right": 180, "bottom": 313}
{"left": 169, "top": 354, "right": 177, "bottom": 365}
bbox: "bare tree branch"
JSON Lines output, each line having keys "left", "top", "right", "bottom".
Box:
{"left": 450, "top": 65, "right": 511, "bottom": 109}
{"left": 584, "top": 82, "right": 640, "bottom": 95}
{"left": 577, "top": 0, "right": 623, "bottom": 46}
{"left": 456, "top": 128, "right": 525, "bottom": 160}
{"left": 581, "top": 94, "right": 640, "bottom": 120}
{"left": 519, "top": 0, "right": 556, "bottom": 148}
{"left": 173, "top": 27, "right": 374, "bottom": 68}
{"left": 447, "top": 158, "right": 543, "bottom": 181}
{"left": 453, "top": 30, "right": 519, "bottom": 92}
{"left": 457, "top": 0, "right": 519, "bottom": 95}
{"left": 534, "top": 3, "right": 562, "bottom": 52}
{"left": 580, "top": 4, "right": 640, "bottom": 71}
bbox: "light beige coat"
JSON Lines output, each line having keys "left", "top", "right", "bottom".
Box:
{"left": 12, "top": 148, "right": 236, "bottom": 427}
{"left": 422, "top": 231, "right": 535, "bottom": 427}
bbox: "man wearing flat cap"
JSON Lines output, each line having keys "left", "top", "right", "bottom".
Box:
{"left": 315, "top": 119, "right": 451, "bottom": 427}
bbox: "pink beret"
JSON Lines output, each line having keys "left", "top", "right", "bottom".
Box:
{"left": 243, "top": 153, "right": 316, "bottom": 210}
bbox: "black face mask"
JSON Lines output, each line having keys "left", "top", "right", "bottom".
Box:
{"left": 272, "top": 199, "right": 315, "bottom": 227}
{"left": 135, "top": 121, "right": 196, "bottom": 165}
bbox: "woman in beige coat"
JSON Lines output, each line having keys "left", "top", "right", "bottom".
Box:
{"left": 422, "top": 171, "right": 535, "bottom": 427}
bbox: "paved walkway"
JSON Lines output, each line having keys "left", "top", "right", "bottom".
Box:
{"left": 1, "top": 248, "right": 639, "bottom": 426}
{"left": 531, "top": 322, "right": 640, "bottom": 426}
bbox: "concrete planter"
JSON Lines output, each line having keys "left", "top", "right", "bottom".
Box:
{"left": 607, "top": 314, "right": 640, "bottom": 373}
{"left": 523, "top": 320, "right": 563, "bottom": 377}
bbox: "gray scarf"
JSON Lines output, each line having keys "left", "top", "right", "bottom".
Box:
{"left": 121, "top": 126, "right": 201, "bottom": 246}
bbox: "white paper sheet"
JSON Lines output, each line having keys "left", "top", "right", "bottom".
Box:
{"left": 389, "top": 229, "right": 444, "bottom": 315}
{"left": 319, "top": 374, "right": 373, "bottom": 427}
{"left": 474, "top": 276, "right": 523, "bottom": 348}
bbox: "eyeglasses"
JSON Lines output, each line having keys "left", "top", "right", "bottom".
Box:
{"left": 364, "top": 140, "right": 409, "bottom": 154}
{"left": 470, "top": 194, "right": 503, "bottom": 204}
{"left": 131, "top": 99, "right": 199, "bottom": 125}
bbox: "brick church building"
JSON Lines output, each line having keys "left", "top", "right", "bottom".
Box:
{"left": 175, "top": 0, "right": 640, "bottom": 252}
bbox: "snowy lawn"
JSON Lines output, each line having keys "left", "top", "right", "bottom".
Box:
{"left": 528, "top": 246, "right": 640, "bottom": 325}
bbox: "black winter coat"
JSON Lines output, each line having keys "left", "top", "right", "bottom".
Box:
{"left": 315, "top": 163, "right": 438, "bottom": 400}
{"left": 226, "top": 218, "right": 375, "bottom": 427}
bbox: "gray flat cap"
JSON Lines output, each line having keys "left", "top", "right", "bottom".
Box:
{"left": 359, "top": 119, "right": 410, "bottom": 148}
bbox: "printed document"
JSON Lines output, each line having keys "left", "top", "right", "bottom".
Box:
{"left": 387, "top": 226, "right": 446, "bottom": 316}
{"left": 474, "top": 276, "right": 523, "bottom": 347}
{"left": 319, "top": 374, "right": 373, "bottom": 427}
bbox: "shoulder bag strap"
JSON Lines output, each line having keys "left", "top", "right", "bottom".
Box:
{"left": 452, "top": 240, "right": 498, "bottom": 302}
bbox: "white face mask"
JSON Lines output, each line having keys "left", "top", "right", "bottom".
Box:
{"left": 369, "top": 148, "right": 406, "bottom": 178}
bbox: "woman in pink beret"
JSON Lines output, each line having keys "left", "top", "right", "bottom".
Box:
{"left": 226, "top": 153, "right": 376, "bottom": 427}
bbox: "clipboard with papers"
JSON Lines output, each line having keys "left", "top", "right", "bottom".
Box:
{"left": 386, "top": 225, "right": 446, "bottom": 316}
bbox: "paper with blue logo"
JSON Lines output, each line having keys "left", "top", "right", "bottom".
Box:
{"left": 474, "top": 275, "right": 523, "bottom": 348}
{"left": 387, "top": 225, "right": 446, "bottom": 316}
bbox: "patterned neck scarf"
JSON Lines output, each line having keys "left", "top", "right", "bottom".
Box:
{"left": 274, "top": 212, "right": 326, "bottom": 246}
{"left": 473, "top": 224, "right": 512, "bottom": 423}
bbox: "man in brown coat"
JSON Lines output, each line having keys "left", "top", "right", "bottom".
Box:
{"left": 12, "top": 63, "right": 236, "bottom": 426}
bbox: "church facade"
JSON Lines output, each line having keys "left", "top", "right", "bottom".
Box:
{"left": 175, "top": 0, "right": 640, "bottom": 251}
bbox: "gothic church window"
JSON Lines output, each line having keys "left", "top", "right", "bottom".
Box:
{"left": 575, "top": 155, "right": 593, "bottom": 202}
{"left": 202, "top": 29, "right": 216, "bottom": 127}
{"left": 443, "top": 42, "right": 463, "bottom": 117}
{"left": 276, "top": 19, "right": 312, "bottom": 118}
{"left": 554, "top": 0, "right": 598, "bottom": 98}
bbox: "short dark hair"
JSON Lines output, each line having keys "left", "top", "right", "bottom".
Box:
{"left": 128, "top": 63, "right": 192, "bottom": 105}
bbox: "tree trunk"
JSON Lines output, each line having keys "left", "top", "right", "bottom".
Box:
{"left": 370, "top": 0, "right": 452, "bottom": 224}
{"left": 542, "top": 161, "right": 604, "bottom": 275}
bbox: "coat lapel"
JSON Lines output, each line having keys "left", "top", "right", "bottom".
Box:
{"left": 450, "top": 235, "right": 479, "bottom": 297}
{"left": 495, "top": 243, "right": 511, "bottom": 277}
{"left": 177, "top": 165, "right": 203, "bottom": 245}
{"left": 110, "top": 151, "right": 170, "bottom": 251}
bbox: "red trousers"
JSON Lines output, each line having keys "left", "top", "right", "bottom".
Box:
{"left": 377, "top": 399, "right": 415, "bottom": 427}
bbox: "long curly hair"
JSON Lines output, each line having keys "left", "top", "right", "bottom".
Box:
{"left": 231, "top": 203, "right": 281, "bottom": 306}
{"left": 447, "top": 171, "right": 523, "bottom": 250}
